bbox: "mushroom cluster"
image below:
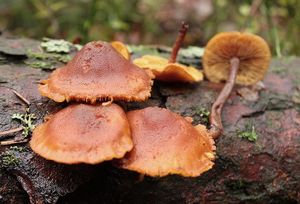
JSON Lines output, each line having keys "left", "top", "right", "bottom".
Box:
{"left": 30, "top": 26, "right": 270, "bottom": 178}
{"left": 31, "top": 31, "right": 214, "bottom": 177}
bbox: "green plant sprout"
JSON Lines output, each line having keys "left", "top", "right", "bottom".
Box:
{"left": 237, "top": 125, "right": 258, "bottom": 142}
{"left": 195, "top": 107, "right": 210, "bottom": 123}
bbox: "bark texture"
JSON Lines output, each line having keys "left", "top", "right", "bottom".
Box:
{"left": 0, "top": 37, "right": 299, "bottom": 204}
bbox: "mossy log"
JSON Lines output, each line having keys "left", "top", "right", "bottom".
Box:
{"left": 0, "top": 37, "right": 299, "bottom": 204}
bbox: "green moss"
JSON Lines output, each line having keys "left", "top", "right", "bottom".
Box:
{"left": 25, "top": 50, "right": 71, "bottom": 70}
{"left": 194, "top": 107, "right": 210, "bottom": 123}
{"left": 237, "top": 124, "right": 258, "bottom": 142}
{"left": 1, "top": 152, "right": 19, "bottom": 167}
{"left": 9, "top": 146, "right": 26, "bottom": 153}
{"left": 57, "top": 54, "right": 72, "bottom": 63}
{"left": 25, "top": 60, "right": 56, "bottom": 70}
{"left": 26, "top": 50, "right": 51, "bottom": 60}
{"left": 27, "top": 50, "right": 71, "bottom": 62}
{"left": 25, "top": 38, "right": 74, "bottom": 70}
{"left": 41, "top": 38, "right": 73, "bottom": 53}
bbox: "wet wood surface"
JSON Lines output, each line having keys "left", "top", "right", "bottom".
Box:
{"left": 0, "top": 37, "right": 299, "bottom": 204}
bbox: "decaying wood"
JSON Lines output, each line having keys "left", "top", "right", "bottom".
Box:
{"left": 0, "top": 37, "right": 299, "bottom": 204}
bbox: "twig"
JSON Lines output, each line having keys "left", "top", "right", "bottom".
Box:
{"left": 0, "top": 139, "right": 29, "bottom": 146}
{"left": 12, "top": 90, "right": 30, "bottom": 106}
{"left": 169, "top": 21, "right": 189, "bottom": 63}
{"left": 0, "top": 127, "right": 23, "bottom": 138}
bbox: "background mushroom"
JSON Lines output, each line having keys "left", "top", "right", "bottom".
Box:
{"left": 39, "top": 41, "right": 153, "bottom": 103}
{"left": 203, "top": 32, "right": 271, "bottom": 139}
{"left": 111, "top": 41, "right": 130, "bottom": 60}
{"left": 119, "top": 107, "right": 215, "bottom": 177}
{"left": 133, "top": 55, "right": 203, "bottom": 83}
{"left": 30, "top": 103, "right": 133, "bottom": 164}
{"left": 133, "top": 22, "right": 203, "bottom": 83}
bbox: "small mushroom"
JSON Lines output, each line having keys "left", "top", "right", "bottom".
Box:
{"left": 118, "top": 107, "right": 215, "bottom": 177}
{"left": 203, "top": 32, "right": 271, "bottom": 139}
{"left": 133, "top": 22, "right": 203, "bottom": 83}
{"left": 30, "top": 103, "right": 133, "bottom": 164}
{"left": 39, "top": 41, "right": 153, "bottom": 103}
{"left": 133, "top": 55, "right": 203, "bottom": 83}
{"left": 111, "top": 41, "right": 130, "bottom": 60}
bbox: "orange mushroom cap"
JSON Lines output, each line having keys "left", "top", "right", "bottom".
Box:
{"left": 119, "top": 107, "right": 215, "bottom": 177}
{"left": 111, "top": 41, "right": 130, "bottom": 60}
{"left": 39, "top": 41, "right": 153, "bottom": 103}
{"left": 133, "top": 55, "right": 203, "bottom": 83}
{"left": 30, "top": 103, "right": 133, "bottom": 164}
{"left": 203, "top": 32, "right": 271, "bottom": 85}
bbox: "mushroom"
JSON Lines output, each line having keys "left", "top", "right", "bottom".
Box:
{"left": 30, "top": 103, "right": 133, "bottom": 164}
{"left": 133, "top": 22, "right": 203, "bottom": 83}
{"left": 133, "top": 55, "right": 203, "bottom": 83}
{"left": 39, "top": 41, "right": 153, "bottom": 103}
{"left": 118, "top": 107, "right": 215, "bottom": 177}
{"left": 111, "top": 41, "right": 130, "bottom": 60}
{"left": 203, "top": 32, "right": 271, "bottom": 139}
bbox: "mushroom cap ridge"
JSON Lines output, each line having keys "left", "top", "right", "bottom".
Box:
{"left": 30, "top": 103, "right": 133, "bottom": 164}
{"left": 39, "top": 41, "right": 153, "bottom": 103}
{"left": 119, "top": 107, "right": 215, "bottom": 177}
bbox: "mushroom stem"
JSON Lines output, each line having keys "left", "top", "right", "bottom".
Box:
{"left": 209, "top": 57, "right": 240, "bottom": 139}
{"left": 169, "top": 22, "right": 189, "bottom": 63}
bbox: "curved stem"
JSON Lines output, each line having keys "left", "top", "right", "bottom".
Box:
{"left": 169, "top": 22, "right": 189, "bottom": 63}
{"left": 209, "top": 57, "right": 240, "bottom": 139}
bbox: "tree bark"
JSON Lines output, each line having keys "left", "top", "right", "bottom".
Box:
{"left": 0, "top": 37, "right": 299, "bottom": 204}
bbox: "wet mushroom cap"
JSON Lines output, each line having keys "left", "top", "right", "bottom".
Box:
{"left": 39, "top": 41, "right": 153, "bottom": 103}
{"left": 133, "top": 55, "right": 203, "bottom": 83}
{"left": 30, "top": 103, "right": 133, "bottom": 164}
{"left": 111, "top": 41, "right": 130, "bottom": 60}
{"left": 119, "top": 107, "right": 215, "bottom": 177}
{"left": 203, "top": 32, "right": 271, "bottom": 85}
